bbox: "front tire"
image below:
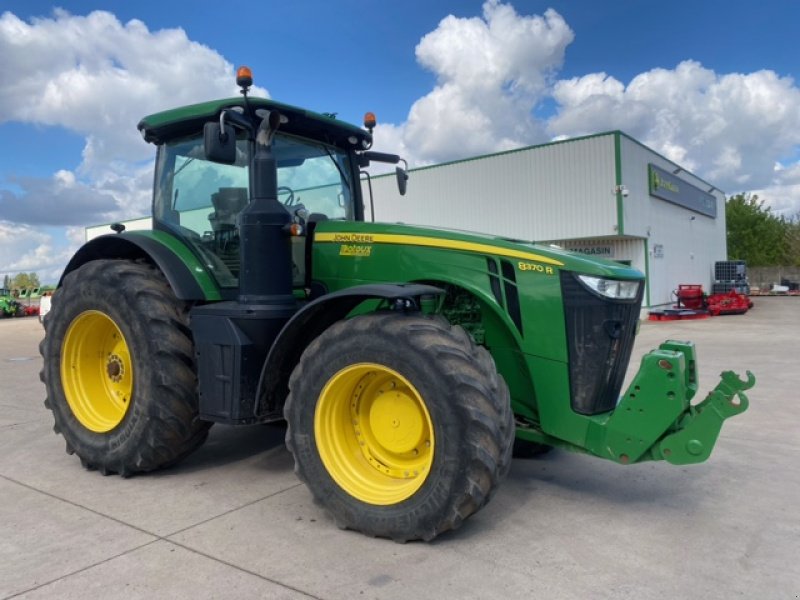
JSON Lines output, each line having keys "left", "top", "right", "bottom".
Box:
{"left": 39, "top": 260, "right": 211, "bottom": 476}
{"left": 285, "top": 312, "right": 514, "bottom": 541}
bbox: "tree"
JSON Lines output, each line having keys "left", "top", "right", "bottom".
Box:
{"left": 10, "top": 272, "right": 41, "bottom": 290}
{"left": 726, "top": 194, "right": 790, "bottom": 266}
{"left": 2, "top": 274, "right": 9, "bottom": 290}
{"left": 787, "top": 213, "right": 800, "bottom": 267}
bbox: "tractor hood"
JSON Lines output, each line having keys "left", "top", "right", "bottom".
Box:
{"left": 313, "top": 220, "right": 643, "bottom": 281}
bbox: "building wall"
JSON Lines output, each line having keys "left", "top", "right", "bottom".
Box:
{"left": 366, "top": 133, "right": 619, "bottom": 241}
{"left": 550, "top": 236, "right": 645, "bottom": 270}
{"left": 618, "top": 135, "right": 727, "bottom": 306}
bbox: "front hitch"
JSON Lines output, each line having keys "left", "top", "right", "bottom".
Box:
{"left": 654, "top": 369, "right": 754, "bottom": 464}
{"left": 599, "top": 341, "right": 754, "bottom": 465}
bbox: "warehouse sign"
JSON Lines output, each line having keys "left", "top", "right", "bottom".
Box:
{"left": 564, "top": 244, "right": 615, "bottom": 258}
{"left": 648, "top": 164, "right": 717, "bottom": 218}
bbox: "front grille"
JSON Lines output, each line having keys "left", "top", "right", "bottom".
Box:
{"left": 560, "top": 272, "right": 643, "bottom": 415}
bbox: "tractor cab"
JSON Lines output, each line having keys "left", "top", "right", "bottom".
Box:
{"left": 138, "top": 67, "right": 406, "bottom": 295}
{"left": 150, "top": 123, "right": 358, "bottom": 290}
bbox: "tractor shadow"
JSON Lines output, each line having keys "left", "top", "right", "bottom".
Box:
{"left": 170, "top": 421, "right": 293, "bottom": 474}
{"left": 505, "top": 449, "right": 705, "bottom": 505}
{"left": 441, "top": 450, "right": 709, "bottom": 543}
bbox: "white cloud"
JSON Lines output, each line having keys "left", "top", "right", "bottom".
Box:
{"left": 0, "top": 8, "right": 269, "bottom": 276}
{"left": 0, "top": 170, "right": 117, "bottom": 225}
{"left": 548, "top": 61, "right": 800, "bottom": 195}
{"left": 372, "top": 5, "right": 800, "bottom": 217}
{"left": 385, "top": 2, "right": 800, "bottom": 217}
{"left": 0, "top": 221, "right": 79, "bottom": 283}
{"left": 0, "top": 9, "right": 267, "bottom": 171}
{"left": 750, "top": 161, "right": 800, "bottom": 218}
{"left": 386, "top": 1, "right": 573, "bottom": 165}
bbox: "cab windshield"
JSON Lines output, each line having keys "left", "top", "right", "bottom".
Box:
{"left": 153, "top": 132, "right": 355, "bottom": 288}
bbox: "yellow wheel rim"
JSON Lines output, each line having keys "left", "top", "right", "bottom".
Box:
{"left": 61, "top": 310, "right": 133, "bottom": 433}
{"left": 315, "top": 363, "right": 435, "bottom": 505}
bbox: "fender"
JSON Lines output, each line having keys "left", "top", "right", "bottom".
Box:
{"left": 255, "top": 283, "right": 444, "bottom": 417}
{"left": 59, "top": 231, "right": 221, "bottom": 301}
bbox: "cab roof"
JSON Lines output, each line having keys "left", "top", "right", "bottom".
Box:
{"left": 137, "top": 97, "right": 372, "bottom": 149}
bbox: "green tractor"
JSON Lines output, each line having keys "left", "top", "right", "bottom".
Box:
{"left": 40, "top": 67, "right": 754, "bottom": 542}
{"left": 1, "top": 288, "right": 25, "bottom": 318}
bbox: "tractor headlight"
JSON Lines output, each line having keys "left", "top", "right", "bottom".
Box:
{"left": 577, "top": 275, "right": 641, "bottom": 300}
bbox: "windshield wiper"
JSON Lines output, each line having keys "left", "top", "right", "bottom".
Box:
{"left": 173, "top": 157, "right": 196, "bottom": 179}
{"left": 323, "top": 147, "right": 351, "bottom": 190}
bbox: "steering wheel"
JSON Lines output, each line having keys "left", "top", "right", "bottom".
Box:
{"left": 278, "top": 186, "right": 296, "bottom": 206}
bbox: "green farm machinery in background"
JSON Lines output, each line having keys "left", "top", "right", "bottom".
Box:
{"left": 0, "top": 286, "right": 50, "bottom": 318}
{"left": 0, "top": 290, "right": 25, "bottom": 318}
{"left": 39, "top": 67, "right": 754, "bottom": 542}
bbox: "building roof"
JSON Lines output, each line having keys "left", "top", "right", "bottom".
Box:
{"left": 398, "top": 130, "right": 721, "bottom": 193}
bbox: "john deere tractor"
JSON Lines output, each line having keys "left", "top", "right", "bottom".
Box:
{"left": 1, "top": 289, "right": 25, "bottom": 318}
{"left": 40, "top": 67, "right": 754, "bottom": 542}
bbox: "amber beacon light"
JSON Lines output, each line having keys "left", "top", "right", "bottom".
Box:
{"left": 363, "top": 112, "right": 376, "bottom": 133}
{"left": 236, "top": 66, "right": 253, "bottom": 91}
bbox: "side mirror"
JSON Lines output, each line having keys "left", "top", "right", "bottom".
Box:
{"left": 358, "top": 151, "right": 400, "bottom": 167}
{"left": 396, "top": 166, "right": 409, "bottom": 196}
{"left": 358, "top": 150, "right": 408, "bottom": 196}
{"left": 204, "top": 122, "right": 236, "bottom": 164}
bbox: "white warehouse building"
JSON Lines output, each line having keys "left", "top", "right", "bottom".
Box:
{"left": 367, "top": 131, "right": 726, "bottom": 309}
{"left": 87, "top": 130, "right": 726, "bottom": 310}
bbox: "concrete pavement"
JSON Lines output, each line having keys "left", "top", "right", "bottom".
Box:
{"left": 1, "top": 298, "right": 798, "bottom": 599}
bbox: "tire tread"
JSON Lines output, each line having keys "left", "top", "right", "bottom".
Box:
{"left": 39, "top": 259, "right": 211, "bottom": 476}
{"left": 285, "top": 311, "right": 514, "bottom": 542}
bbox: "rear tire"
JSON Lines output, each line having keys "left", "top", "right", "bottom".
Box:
{"left": 39, "top": 260, "right": 211, "bottom": 476}
{"left": 285, "top": 312, "right": 514, "bottom": 541}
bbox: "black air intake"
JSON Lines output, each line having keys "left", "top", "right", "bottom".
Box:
{"left": 560, "top": 272, "right": 643, "bottom": 415}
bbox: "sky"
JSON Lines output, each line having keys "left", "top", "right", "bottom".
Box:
{"left": 2, "top": 0, "right": 800, "bottom": 284}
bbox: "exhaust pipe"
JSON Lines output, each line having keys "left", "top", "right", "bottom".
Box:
{"left": 238, "top": 111, "right": 295, "bottom": 306}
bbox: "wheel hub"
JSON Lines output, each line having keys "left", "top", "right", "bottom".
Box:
{"left": 61, "top": 310, "right": 133, "bottom": 432}
{"left": 314, "top": 363, "right": 435, "bottom": 505}
{"left": 106, "top": 355, "right": 125, "bottom": 383}
{"left": 368, "top": 390, "right": 424, "bottom": 454}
